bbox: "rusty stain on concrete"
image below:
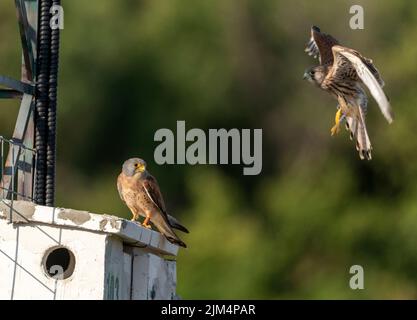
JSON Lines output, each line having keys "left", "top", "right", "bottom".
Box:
{"left": 99, "top": 215, "right": 120, "bottom": 230}
{"left": 109, "top": 218, "right": 119, "bottom": 229}
{"left": 121, "top": 220, "right": 127, "bottom": 229}
{"left": 58, "top": 209, "right": 91, "bottom": 225}
{"left": 150, "top": 283, "right": 157, "bottom": 300}
{"left": 0, "top": 200, "right": 35, "bottom": 222}
{"left": 99, "top": 219, "right": 108, "bottom": 230}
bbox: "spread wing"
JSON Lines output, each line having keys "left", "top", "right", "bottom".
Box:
{"left": 141, "top": 174, "right": 169, "bottom": 218}
{"left": 332, "top": 45, "right": 393, "bottom": 123}
{"left": 305, "top": 26, "right": 339, "bottom": 65}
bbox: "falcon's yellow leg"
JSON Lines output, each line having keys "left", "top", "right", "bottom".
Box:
{"left": 330, "top": 108, "right": 343, "bottom": 136}
{"left": 142, "top": 216, "right": 152, "bottom": 229}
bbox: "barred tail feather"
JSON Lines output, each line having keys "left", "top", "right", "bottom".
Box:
{"left": 346, "top": 114, "right": 371, "bottom": 160}
{"left": 152, "top": 213, "right": 187, "bottom": 248}
{"left": 345, "top": 116, "right": 358, "bottom": 141}
{"left": 167, "top": 214, "right": 189, "bottom": 233}
{"left": 356, "top": 117, "right": 372, "bottom": 160}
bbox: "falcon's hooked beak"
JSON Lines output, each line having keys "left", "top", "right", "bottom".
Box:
{"left": 135, "top": 163, "right": 146, "bottom": 173}
{"left": 303, "top": 71, "right": 310, "bottom": 80}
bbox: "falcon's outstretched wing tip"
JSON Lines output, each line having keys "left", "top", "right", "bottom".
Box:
{"left": 386, "top": 109, "right": 394, "bottom": 124}
{"left": 312, "top": 25, "right": 320, "bottom": 32}
{"left": 378, "top": 102, "right": 394, "bottom": 124}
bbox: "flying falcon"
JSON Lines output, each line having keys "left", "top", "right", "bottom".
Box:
{"left": 117, "top": 158, "right": 188, "bottom": 248}
{"left": 303, "top": 26, "right": 393, "bottom": 160}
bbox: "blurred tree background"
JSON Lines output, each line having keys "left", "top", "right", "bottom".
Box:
{"left": 1, "top": 0, "right": 417, "bottom": 299}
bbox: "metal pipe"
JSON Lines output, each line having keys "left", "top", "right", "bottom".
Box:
{"left": 10, "top": 142, "right": 15, "bottom": 223}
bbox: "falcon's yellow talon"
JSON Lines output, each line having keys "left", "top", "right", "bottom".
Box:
{"left": 142, "top": 216, "right": 152, "bottom": 229}
{"left": 335, "top": 108, "right": 342, "bottom": 123}
{"left": 330, "top": 109, "right": 342, "bottom": 136}
{"left": 330, "top": 125, "right": 339, "bottom": 136}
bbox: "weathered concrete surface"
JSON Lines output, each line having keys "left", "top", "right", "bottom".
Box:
{"left": 0, "top": 222, "right": 108, "bottom": 299}
{"left": 0, "top": 220, "right": 178, "bottom": 299}
{"left": 0, "top": 200, "right": 178, "bottom": 256}
{"left": 0, "top": 200, "right": 180, "bottom": 300}
{"left": 131, "top": 248, "right": 177, "bottom": 300}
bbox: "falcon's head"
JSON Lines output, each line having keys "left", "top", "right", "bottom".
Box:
{"left": 122, "top": 157, "right": 147, "bottom": 177}
{"left": 303, "top": 66, "right": 327, "bottom": 86}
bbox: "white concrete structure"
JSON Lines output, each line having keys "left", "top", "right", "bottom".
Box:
{"left": 0, "top": 200, "right": 179, "bottom": 300}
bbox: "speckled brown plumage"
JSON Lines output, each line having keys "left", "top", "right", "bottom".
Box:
{"left": 117, "top": 158, "right": 188, "bottom": 248}
{"left": 304, "top": 26, "right": 393, "bottom": 160}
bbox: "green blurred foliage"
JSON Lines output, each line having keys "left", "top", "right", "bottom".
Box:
{"left": 1, "top": 0, "right": 417, "bottom": 299}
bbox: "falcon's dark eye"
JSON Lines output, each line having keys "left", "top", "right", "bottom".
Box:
{"left": 134, "top": 163, "right": 138, "bottom": 167}
{"left": 310, "top": 70, "right": 315, "bottom": 76}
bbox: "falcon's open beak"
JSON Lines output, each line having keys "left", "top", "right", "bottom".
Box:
{"left": 303, "top": 72, "right": 309, "bottom": 80}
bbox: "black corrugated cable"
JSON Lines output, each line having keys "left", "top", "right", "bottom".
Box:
{"left": 34, "top": 0, "right": 52, "bottom": 205}
{"left": 45, "top": 0, "right": 60, "bottom": 206}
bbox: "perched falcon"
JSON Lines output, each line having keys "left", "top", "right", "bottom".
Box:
{"left": 117, "top": 158, "right": 188, "bottom": 248}
{"left": 303, "top": 26, "right": 393, "bottom": 160}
